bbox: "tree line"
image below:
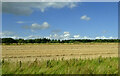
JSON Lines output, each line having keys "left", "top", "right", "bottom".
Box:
{"left": 1, "top": 38, "right": 119, "bottom": 44}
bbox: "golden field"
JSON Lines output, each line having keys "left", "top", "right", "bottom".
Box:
{"left": 2, "top": 43, "right": 118, "bottom": 61}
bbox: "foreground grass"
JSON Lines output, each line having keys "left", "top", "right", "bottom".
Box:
{"left": 2, "top": 57, "right": 118, "bottom": 74}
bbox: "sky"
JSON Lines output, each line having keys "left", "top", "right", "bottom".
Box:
{"left": 1, "top": 2, "right": 118, "bottom": 39}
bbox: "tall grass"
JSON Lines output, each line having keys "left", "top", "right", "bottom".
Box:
{"left": 2, "top": 57, "right": 118, "bottom": 74}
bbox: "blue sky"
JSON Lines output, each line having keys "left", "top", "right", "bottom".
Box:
{"left": 2, "top": 2, "right": 118, "bottom": 39}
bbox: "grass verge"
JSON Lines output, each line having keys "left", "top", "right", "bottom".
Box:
{"left": 2, "top": 57, "right": 118, "bottom": 74}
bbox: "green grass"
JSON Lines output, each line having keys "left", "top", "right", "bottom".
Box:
{"left": 2, "top": 57, "right": 118, "bottom": 74}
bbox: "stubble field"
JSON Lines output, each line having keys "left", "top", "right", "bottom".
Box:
{"left": 2, "top": 43, "right": 118, "bottom": 61}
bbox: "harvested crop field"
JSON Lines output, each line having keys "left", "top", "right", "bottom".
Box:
{"left": 2, "top": 43, "right": 118, "bottom": 61}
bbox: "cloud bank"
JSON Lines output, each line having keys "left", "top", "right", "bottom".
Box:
{"left": 1, "top": 32, "right": 117, "bottom": 40}
{"left": 2, "top": 2, "right": 77, "bottom": 15}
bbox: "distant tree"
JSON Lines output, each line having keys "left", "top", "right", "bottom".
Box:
{"left": 18, "top": 39, "right": 25, "bottom": 44}
{"left": 26, "top": 39, "right": 35, "bottom": 43}
{"left": 1, "top": 38, "right": 119, "bottom": 44}
{"left": 2, "top": 38, "right": 16, "bottom": 44}
{"left": 35, "top": 39, "right": 41, "bottom": 43}
{"left": 0, "top": 38, "right": 2, "bottom": 43}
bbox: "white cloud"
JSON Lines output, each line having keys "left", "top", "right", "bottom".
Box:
{"left": 95, "top": 36, "right": 117, "bottom": 39}
{"left": 73, "top": 35, "right": 80, "bottom": 38}
{"left": 2, "top": 2, "right": 77, "bottom": 15}
{"left": 50, "top": 34, "right": 60, "bottom": 39}
{"left": 49, "top": 31, "right": 71, "bottom": 40}
{"left": 109, "top": 37, "right": 114, "bottom": 39}
{"left": 80, "top": 15, "right": 91, "bottom": 21}
{"left": 63, "top": 32, "right": 70, "bottom": 37}
{"left": 22, "top": 22, "right": 50, "bottom": 31}
{"left": 16, "top": 21, "right": 24, "bottom": 24}
{"left": 71, "top": 36, "right": 91, "bottom": 39}
{"left": 63, "top": 32, "right": 71, "bottom": 39}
